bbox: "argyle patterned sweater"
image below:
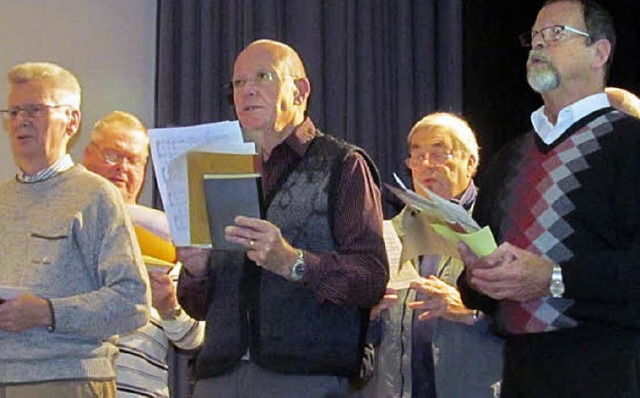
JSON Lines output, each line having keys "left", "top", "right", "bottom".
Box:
{"left": 459, "top": 108, "right": 640, "bottom": 396}
{"left": 460, "top": 107, "right": 640, "bottom": 333}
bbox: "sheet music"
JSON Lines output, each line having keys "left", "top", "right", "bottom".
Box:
{"left": 149, "top": 121, "right": 256, "bottom": 246}
{"left": 388, "top": 173, "right": 481, "bottom": 233}
{"left": 383, "top": 220, "right": 422, "bottom": 290}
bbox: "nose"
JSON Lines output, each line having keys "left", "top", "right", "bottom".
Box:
{"left": 531, "top": 33, "right": 546, "bottom": 49}
{"left": 13, "top": 112, "right": 32, "bottom": 128}
{"left": 117, "top": 159, "right": 136, "bottom": 170}
{"left": 238, "top": 82, "right": 258, "bottom": 97}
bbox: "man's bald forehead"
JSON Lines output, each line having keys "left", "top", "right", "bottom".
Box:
{"left": 239, "top": 39, "right": 307, "bottom": 77}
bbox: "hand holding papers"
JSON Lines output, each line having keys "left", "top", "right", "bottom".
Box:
{"left": 188, "top": 152, "right": 262, "bottom": 246}
{"left": 430, "top": 225, "right": 497, "bottom": 257}
{"left": 203, "top": 171, "right": 264, "bottom": 251}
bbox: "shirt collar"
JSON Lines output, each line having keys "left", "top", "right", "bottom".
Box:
{"left": 17, "top": 154, "right": 74, "bottom": 183}
{"left": 282, "top": 117, "right": 317, "bottom": 157}
{"left": 450, "top": 180, "right": 478, "bottom": 212}
{"left": 531, "top": 93, "right": 610, "bottom": 145}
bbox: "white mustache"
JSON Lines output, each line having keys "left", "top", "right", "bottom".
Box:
{"left": 528, "top": 50, "right": 551, "bottom": 65}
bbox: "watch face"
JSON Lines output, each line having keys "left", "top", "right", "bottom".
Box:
{"left": 550, "top": 280, "right": 564, "bottom": 298}
{"left": 290, "top": 251, "right": 305, "bottom": 281}
{"left": 291, "top": 262, "right": 305, "bottom": 281}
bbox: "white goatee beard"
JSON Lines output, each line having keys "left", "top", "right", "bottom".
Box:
{"left": 526, "top": 54, "right": 560, "bottom": 93}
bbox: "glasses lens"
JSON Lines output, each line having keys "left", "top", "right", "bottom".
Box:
{"left": 28, "top": 104, "right": 47, "bottom": 118}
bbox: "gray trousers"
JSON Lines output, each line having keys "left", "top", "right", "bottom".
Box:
{"left": 0, "top": 380, "right": 115, "bottom": 398}
{"left": 192, "top": 361, "right": 349, "bottom": 398}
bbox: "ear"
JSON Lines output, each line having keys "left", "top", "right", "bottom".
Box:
{"left": 66, "top": 108, "right": 81, "bottom": 138}
{"left": 467, "top": 154, "right": 478, "bottom": 178}
{"left": 293, "top": 77, "right": 311, "bottom": 106}
{"left": 82, "top": 143, "right": 92, "bottom": 163}
{"left": 591, "top": 38, "right": 612, "bottom": 70}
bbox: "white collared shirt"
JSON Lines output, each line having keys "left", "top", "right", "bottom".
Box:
{"left": 17, "top": 154, "right": 74, "bottom": 183}
{"left": 530, "top": 93, "right": 611, "bottom": 145}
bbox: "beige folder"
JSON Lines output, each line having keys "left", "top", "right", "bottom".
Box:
{"left": 187, "top": 152, "right": 261, "bottom": 245}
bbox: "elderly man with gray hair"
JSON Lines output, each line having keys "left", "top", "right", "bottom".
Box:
{"left": 367, "top": 112, "right": 503, "bottom": 398}
{"left": 0, "top": 62, "right": 150, "bottom": 398}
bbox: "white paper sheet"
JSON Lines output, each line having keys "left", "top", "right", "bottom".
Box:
{"left": 387, "top": 173, "right": 481, "bottom": 233}
{"left": 383, "top": 220, "right": 422, "bottom": 290}
{"left": 149, "top": 121, "right": 256, "bottom": 246}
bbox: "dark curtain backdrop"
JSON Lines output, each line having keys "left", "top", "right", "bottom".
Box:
{"left": 155, "top": 0, "right": 463, "bottom": 217}
{"left": 463, "top": 0, "right": 640, "bottom": 183}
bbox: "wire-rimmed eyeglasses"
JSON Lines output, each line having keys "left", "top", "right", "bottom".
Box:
{"left": 90, "top": 142, "right": 146, "bottom": 167}
{"left": 0, "top": 103, "right": 72, "bottom": 120}
{"left": 406, "top": 150, "right": 454, "bottom": 168}
{"left": 230, "top": 70, "right": 276, "bottom": 90}
{"left": 519, "top": 25, "right": 590, "bottom": 47}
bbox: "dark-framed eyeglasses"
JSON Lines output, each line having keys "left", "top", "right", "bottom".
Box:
{"left": 0, "top": 103, "right": 72, "bottom": 120}
{"left": 519, "top": 25, "right": 590, "bottom": 47}
{"left": 90, "top": 142, "right": 146, "bottom": 167}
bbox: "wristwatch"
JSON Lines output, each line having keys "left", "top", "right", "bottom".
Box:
{"left": 160, "top": 306, "right": 183, "bottom": 321}
{"left": 290, "top": 250, "right": 306, "bottom": 282}
{"left": 549, "top": 264, "right": 565, "bottom": 298}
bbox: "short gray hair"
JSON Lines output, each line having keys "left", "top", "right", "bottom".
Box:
{"left": 8, "top": 62, "right": 81, "bottom": 108}
{"left": 407, "top": 112, "right": 480, "bottom": 162}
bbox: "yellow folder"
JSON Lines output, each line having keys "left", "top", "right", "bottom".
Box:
{"left": 134, "top": 225, "right": 177, "bottom": 263}
{"left": 187, "top": 152, "right": 261, "bottom": 245}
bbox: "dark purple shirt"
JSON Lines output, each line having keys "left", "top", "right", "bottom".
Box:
{"left": 179, "top": 118, "right": 388, "bottom": 317}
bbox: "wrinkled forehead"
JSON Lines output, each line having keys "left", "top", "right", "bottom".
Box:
{"left": 94, "top": 127, "right": 149, "bottom": 154}
{"left": 234, "top": 45, "right": 284, "bottom": 75}
{"left": 409, "top": 127, "right": 461, "bottom": 150}
{"left": 8, "top": 80, "right": 69, "bottom": 105}
{"left": 534, "top": 1, "right": 585, "bottom": 30}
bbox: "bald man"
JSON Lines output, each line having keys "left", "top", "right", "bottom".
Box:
{"left": 177, "top": 39, "right": 389, "bottom": 397}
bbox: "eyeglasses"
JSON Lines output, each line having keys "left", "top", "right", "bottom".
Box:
{"left": 230, "top": 70, "right": 276, "bottom": 90}
{"left": 519, "top": 25, "right": 590, "bottom": 47}
{"left": 90, "top": 142, "right": 146, "bottom": 167}
{"left": 0, "top": 103, "right": 72, "bottom": 120}
{"left": 406, "top": 149, "right": 454, "bottom": 168}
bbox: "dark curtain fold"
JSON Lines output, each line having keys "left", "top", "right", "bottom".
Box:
{"left": 156, "top": 0, "right": 463, "bottom": 216}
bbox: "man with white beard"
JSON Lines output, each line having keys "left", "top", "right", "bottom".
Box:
{"left": 457, "top": 1, "right": 640, "bottom": 397}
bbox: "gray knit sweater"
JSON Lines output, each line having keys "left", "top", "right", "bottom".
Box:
{"left": 0, "top": 164, "right": 150, "bottom": 384}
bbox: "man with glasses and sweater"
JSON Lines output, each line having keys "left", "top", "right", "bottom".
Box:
{"left": 458, "top": 1, "right": 640, "bottom": 396}
{"left": 0, "top": 62, "right": 150, "bottom": 397}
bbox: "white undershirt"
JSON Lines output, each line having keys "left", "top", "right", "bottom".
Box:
{"left": 530, "top": 93, "right": 611, "bottom": 145}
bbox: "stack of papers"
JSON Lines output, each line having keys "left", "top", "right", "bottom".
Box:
{"left": 149, "top": 121, "right": 257, "bottom": 246}
{"left": 387, "top": 174, "right": 497, "bottom": 258}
